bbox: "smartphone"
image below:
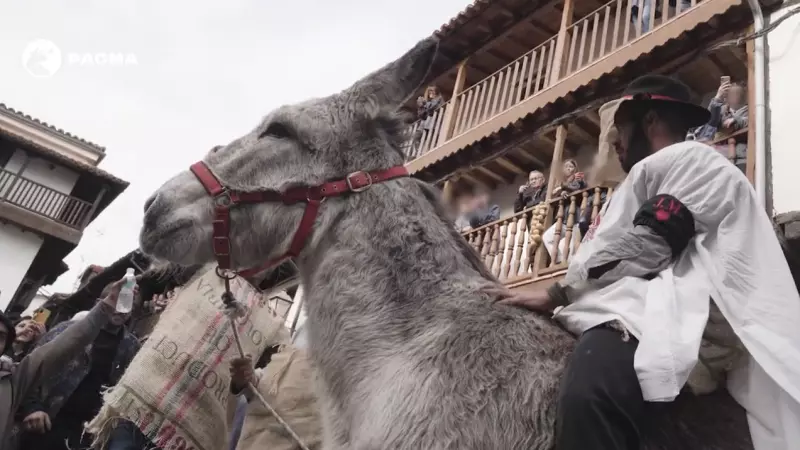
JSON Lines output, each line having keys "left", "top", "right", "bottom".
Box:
{"left": 720, "top": 76, "right": 731, "bottom": 85}
{"left": 32, "top": 308, "right": 51, "bottom": 325}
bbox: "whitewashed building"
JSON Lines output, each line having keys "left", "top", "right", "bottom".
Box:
{"left": 0, "top": 104, "right": 127, "bottom": 315}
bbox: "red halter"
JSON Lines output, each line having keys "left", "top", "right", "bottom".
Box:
{"left": 189, "top": 162, "right": 409, "bottom": 278}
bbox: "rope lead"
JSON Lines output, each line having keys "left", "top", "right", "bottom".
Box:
{"left": 221, "top": 288, "right": 311, "bottom": 450}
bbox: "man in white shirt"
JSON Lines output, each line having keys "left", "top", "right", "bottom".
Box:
{"left": 500, "top": 75, "right": 800, "bottom": 450}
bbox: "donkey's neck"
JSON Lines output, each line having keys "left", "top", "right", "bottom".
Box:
{"left": 297, "top": 178, "right": 495, "bottom": 346}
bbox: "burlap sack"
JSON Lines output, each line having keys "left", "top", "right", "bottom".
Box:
{"left": 588, "top": 98, "right": 626, "bottom": 187}
{"left": 231, "top": 346, "right": 322, "bottom": 450}
{"left": 88, "top": 264, "right": 289, "bottom": 450}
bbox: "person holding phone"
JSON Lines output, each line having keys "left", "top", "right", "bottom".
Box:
{"left": 514, "top": 170, "right": 547, "bottom": 213}
{"left": 692, "top": 76, "right": 748, "bottom": 143}
{"left": 10, "top": 316, "right": 47, "bottom": 363}
{"left": 0, "top": 277, "right": 126, "bottom": 450}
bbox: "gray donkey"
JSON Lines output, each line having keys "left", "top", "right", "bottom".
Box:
{"left": 139, "top": 37, "right": 752, "bottom": 449}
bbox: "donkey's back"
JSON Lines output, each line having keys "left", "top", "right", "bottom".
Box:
{"left": 368, "top": 301, "right": 752, "bottom": 450}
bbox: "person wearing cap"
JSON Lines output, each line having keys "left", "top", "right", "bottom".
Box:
{"left": 497, "top": 75, "right": 800, "bottom": 449}
{"left": 0, "top": 278, "right": 126, "bottom": 450}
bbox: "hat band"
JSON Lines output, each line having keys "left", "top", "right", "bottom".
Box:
{"left": 622, "top": 93, "right": 684, "bottom": 102}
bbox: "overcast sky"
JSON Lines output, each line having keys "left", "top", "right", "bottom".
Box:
{"left": 0, "top": 0, "right": 470, "bottom": 293}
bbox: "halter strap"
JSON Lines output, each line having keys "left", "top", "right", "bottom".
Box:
{"left": 189, "top": 162, "right": 408, "bottom": 277}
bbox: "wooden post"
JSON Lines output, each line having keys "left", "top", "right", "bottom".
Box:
{"left": 546, "top": 124, "right": 568, "bottom": 200}
{"left": 2, "top": 151, "right": 31, "bottom": 200}
{"left": 550, "top": 0, "right": 576, "bottom": 83}
{"left": 437, "top": 59, "right": 470, "bottom": 146}
{"left": 745, "top": 29, "right": 756, "bottom": 185}
{"left": 81, "top": 185, "right": 108, "bottom": 229}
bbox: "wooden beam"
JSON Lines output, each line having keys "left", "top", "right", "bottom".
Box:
{"left": 461, "top": 171, "right": 493, "bottom": 189}
{"left": 475, "top": 165, "right": 509, "bottom": 184}
{"left": 530, "top": 19, "right": 558, "bottom": 36}
{"left": 514, "top": 148, "right": 547, "bottom": 168}
{"left": 567, "top": 122, "right": 596, "bottom": 143}
{"left": 438, "top": 59, "right": 470, "bottom": 146}
{"left": 586, "top": 110, "right": 601, "bottom": 127}
{"left": 81, "top": 185, "right": 108, "bottom": 229}
{"left": 495, "top": 157, "right": 527, "bottom": 175}
{"left": 546, "top": 125, "right": 568, "bottom": 200}
{"left": 550, "top": 0, "right": 575, "bottom": 82}
{"left": 745, "top": 28, "right": 755, "bottom": 184}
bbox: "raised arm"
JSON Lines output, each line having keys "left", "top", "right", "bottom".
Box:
{"left": 10, "top": 280, "right": 122, "bottom": 410}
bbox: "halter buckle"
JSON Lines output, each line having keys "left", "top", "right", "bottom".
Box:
{"left": 346, "top": 171, "right": 372, "bottom": 193}
{"left": 214, "top": 191, "right": 233, "bottom": 207}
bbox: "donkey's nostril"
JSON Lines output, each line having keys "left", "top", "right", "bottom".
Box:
{"left": 143, "top": 195, "right": 156, "bottom": 213}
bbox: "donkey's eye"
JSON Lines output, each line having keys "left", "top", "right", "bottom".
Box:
{"left": 259, "top": 123, "right": 292, "bottom": 140}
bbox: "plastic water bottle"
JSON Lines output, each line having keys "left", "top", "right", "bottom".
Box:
{"left": 116, "top": 268, "right": 137, "bottom": 314}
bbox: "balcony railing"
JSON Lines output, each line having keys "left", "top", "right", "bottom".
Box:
{"left": 401, "top": 0, "right": 704, "bottom": 162}
{"left": 0, "top": 168, "right": 94, "bottom": 229}
{"left": 462, "top": 186, "right": 615, "bottom": 285}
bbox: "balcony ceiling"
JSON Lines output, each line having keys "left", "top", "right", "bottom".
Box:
{"left": 415, "top": 0, "right": 772, "bottom": 186}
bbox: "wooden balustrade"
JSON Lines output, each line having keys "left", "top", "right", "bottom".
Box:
{"left": 540, "top": 186, "right": 615, "bottom": 274}
{"left": 400, "top": 0, "right": 704, "bottom": 162}
{"left": 461, "top": 186, "right": 615, "bottom": 285}
{"left": 0, "top": 168, "right": 94, "bottom": 229}
{"left": 464, "top": 202, "right": 550, "bottom": 285}
{"left": 564, "top": 0, "right": 701, "bottom": 76}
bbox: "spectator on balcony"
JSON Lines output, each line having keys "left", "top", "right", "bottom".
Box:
{"left": 461, "top": 188, "right": 500, "bottom": 228}
{"left": 514, "top": 170, "right": 547, "bottom": 213}
{"left": 10, "top": 317, "right": 46, "bottom": 363}
{"left": 633, "top": 0, "right": 693, "bottom": 34}
{"left": 691, "top": 78, "right": 748, "bottom": 172}
{"left": 413, "top": 86, "right": 445, "bottom": 151}
{"left": 543, "top": 159, "right": 588, "bottom": 264}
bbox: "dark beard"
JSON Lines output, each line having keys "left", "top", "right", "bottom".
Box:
{"left": 621, "top": 123, "right": 652, "bottom": 173}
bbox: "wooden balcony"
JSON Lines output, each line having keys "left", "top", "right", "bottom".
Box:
{"left": 462, "top": 186, "right": 614, "bottom": 289}
{"left": 403, "top": 0, "right": 740, "bottom": 173}
{"left": 0, "top": 168, "right": 95, "bottom": 243}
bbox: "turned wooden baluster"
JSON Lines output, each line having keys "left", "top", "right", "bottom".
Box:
{"left": 549, "top": 201, "right": 565, "bottom": 267}
{"left": 480, "top": 227, "right": 492, "bottom": 265}
{"left": 492, "top": 221, "right": 508, "bottom": 279}
{"left": 591, "top": 187, "right": 602, "bottom": 220}
{"left": 483, "top": 224, "right": 500, "bottom": 271}
{"left": 508, "top": 214, "right": 526, "bottom": 278}
{"left": 471, "top": 229, "right": 483, "bottom": 254}
{"left": 561, "top": 195, "right": 578, "bottom": 262}
{"left": 518, "top": 211, "right": 532, "bottom": 275}
{"left": 500, "top": 218, "right": 516, "bottom": 280}
{"left": 572, "top": 191, "right": 591, "bottom": 254}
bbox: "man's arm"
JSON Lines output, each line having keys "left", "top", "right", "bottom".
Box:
{"left": 11, "top": 302, "right": 114, "bottom": 407}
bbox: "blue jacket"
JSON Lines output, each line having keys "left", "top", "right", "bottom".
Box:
{"left": 17, "top": 320, "right": 140, "bottom": 419}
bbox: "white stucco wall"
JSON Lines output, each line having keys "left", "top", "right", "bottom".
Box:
{"left": 767, "top": 5, "right": 800, "bottom": 214}
{"left": 0, "top": 223, "right": 43, "bottom": 311}
{"left": 4, "top": 149, "right": 80, "bottom": 195}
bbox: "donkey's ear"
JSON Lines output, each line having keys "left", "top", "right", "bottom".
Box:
{"left": 345, "top": 37, "right": 439, "bottom": 110}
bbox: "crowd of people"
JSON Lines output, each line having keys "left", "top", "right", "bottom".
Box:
{"left": 0, "top": 265, "right": 314, "bottom": 450}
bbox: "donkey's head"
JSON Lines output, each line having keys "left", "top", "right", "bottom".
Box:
{"left": 140, "top": 38, "right": 438, "bottom": 267}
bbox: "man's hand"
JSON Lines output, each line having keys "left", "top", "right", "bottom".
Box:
{"left": 722, "top": 118, "right": 735, "bottom": 129}
{"left": 484, "top": 286, "right": 557, "bottom": 312}
{"left": 716, "top": 81, "right": 730, "bottom": 100}
{"left": 100, "top": 278, "right": 125, "bottom": 310}
{"left": 22, "top": 411, "right": 51, "bottom": 434}
{"left": 518, "top": 185, "right": 527, "bottom": 194}
{"left": 230, "top": 356, "right": 254, "bottom": 394}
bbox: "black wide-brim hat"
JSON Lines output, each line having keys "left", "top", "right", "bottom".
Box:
{"left": 614, "top": 75, "right": 711, "bottom": 128}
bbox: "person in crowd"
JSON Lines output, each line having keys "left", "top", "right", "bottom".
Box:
{"left": 0, "top": 278, "right": 125, "bottom": 450}
{"left": 496, "top": 75, "right": 800, "bottom": 450}
{"left": 552, "top": 159, "right": 587, "bottom": 199}
{"left": 10, "top": 317, "right": 46, "bottom": 363}
{"left": 413, "top": 85, "right": 445, "bottom": 150}
{"left": 227, "top": 325, "right": 321, "bottom": 450}
{"left": 453, "top": 189, "right": 476, "bottom": 232}
{"left": 465, "top": 187, "right": 500, "bottom": 229}
{"left": 514, "top": 170, "right": 547, "bottom": 213}
{"left": 542, "top": 159, "right": 587, "bottom": 263}
{"left": 633, "top": 0, "right": 693, "bottom": 33}
{"left": 18, "top": 283, "right": 141, "bottom": 450}
{"left": 692, "top": 78, "right": 748, "bottom": 172}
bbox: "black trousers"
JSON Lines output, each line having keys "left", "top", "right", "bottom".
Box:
{"left": 556, "top": 325, "right": 645, "bottom": 450}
